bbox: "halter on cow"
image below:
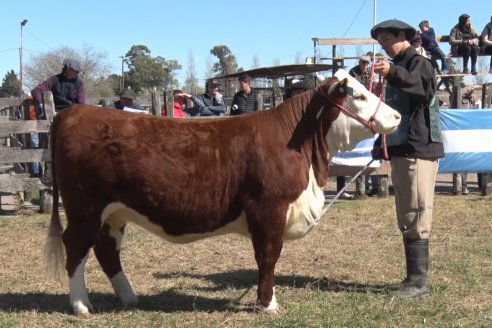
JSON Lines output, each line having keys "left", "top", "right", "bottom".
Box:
{"left": 45, "top": 69, "right": 400, "bottom": 315}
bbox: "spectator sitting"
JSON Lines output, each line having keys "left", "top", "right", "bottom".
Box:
{"left": 419, "top": 20, "right": 449, "bottom": 74}
{"left": 411, "top": 33, "right": 428, "bottom": 58}
{"left": 182, "top": 80, "right": 225, "bottom": 117}
{"left": 480, "top": 16, "right": 492, "bottom": 73}
{"left": 231, "top": 74, "right": 258, "bottom": 115}
{"left": 114, "top": 89, "right": 142, "bottom": 110}
{"left": 449, "top": 14, "right": 480, "bottom": 75}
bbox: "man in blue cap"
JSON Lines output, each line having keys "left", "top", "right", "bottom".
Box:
{"left": 370, "top": 19, "right": 444, "bottom": 298}
{"left": 29, "top": 58, "right": 86, "bottom": 177}
{"left": 32, "top": 58, "right": 86, "bottom": 113}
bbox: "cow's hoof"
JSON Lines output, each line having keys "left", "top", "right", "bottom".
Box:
{"left": 73, "top": 301, "right": 93, "bottom": 316}
{"left": 121, "top": 295, "right": 139, "bottom": 307}
{"left": 262, "top": 307, "right": 282, "bottom": 315}
{"left": 256, "top": 296, "right": 280, "bottom": 315}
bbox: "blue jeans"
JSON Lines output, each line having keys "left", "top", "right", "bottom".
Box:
{"left": 29, "top": 132, "right": 40, "bottom": 176}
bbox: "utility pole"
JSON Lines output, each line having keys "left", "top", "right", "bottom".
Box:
{"left": 20, "top": 19, "right": 28, "bottom": 96}
{"left": 119, "top": 56, "right": 125, "bottom": 91}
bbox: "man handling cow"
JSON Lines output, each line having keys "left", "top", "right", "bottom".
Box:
{"left": 370, "top": 19, "right": 444, "bottom": 298}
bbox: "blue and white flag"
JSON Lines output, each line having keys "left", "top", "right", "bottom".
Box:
{"left": 438, "top": 109, "right": 492, "bottom": 173}
{"left": 331, "top": 135, "right": 380, "bottom": 167}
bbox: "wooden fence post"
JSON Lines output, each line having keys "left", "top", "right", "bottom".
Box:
{"left": 165, "top": 90, "right": 174, "bottom": 117}
{"left": 151, "top": 92, "right": 162, "bottom": 116}
{"left": 39, "top": 91, "right": 55, "bottom": 214}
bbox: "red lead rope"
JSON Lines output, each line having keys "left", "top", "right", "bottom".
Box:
{"left": 369, "top": 61, "right": 389, "bottom": 160}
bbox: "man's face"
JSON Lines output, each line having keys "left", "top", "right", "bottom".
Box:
{"left": 239, "top": 80, "right": 250, "bottom": 92}
{"left": 376, "top": 30, "right": 406, "bottom": 59}
{"left": 359, "top": 60, "right": 369, "bottom": 71}
{"left": 67, "top": 68, "right": 79, "bottom": 79}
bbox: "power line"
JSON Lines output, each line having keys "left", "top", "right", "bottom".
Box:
{"left": 342, "top": 0, "right": 368, "bottom": 37}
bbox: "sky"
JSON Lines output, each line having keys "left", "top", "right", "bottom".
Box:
{"left": 1, "top": 0, "right": 491, "bottom": 89}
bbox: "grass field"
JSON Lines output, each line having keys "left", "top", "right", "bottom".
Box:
{"left": 0, "top": 192, "right": 491, "bottom": 327}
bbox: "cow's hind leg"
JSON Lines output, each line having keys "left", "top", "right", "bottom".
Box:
{"left": 63, "top": 222, "right": 97, "bottom": 316}
{"left": 93, "top": 221, "right": 138, "bottom": 307}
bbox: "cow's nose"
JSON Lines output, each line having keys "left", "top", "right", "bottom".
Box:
{"left": 394, "top": 112, "right": 401, "bottom": 120}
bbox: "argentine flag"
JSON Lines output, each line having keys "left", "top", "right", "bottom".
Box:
{"left": 438, "top": 109, "right": 492, "bottom": 173}
{"left": 331, "top": 135, "right": 380, "bottom": 167}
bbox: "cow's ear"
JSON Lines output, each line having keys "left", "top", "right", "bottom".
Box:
{"left": 329, "top": 77, "right": 350, "bottom": 99}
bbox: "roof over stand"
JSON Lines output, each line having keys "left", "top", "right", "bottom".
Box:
{"left": 217, "top": 63, "right": 333, "bottom": 80}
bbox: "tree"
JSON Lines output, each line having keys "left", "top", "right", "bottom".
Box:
{"left": 0, "top": 70, "right": 21, "bottom": 97}
{"left": 210, "top": 45, "right": 238, "bottom": 77}
{"left": 24, "top": 44, "right": 113, "bottom": 99}
{"left": 124, "top": 45, "right": 181, "bottom": 94}
{"left": 184, "top": 50, "right": 199, "bottom": 95}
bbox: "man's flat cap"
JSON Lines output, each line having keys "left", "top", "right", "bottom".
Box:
{"left": 370, "top": 19, "right": 416, "bottom": 41}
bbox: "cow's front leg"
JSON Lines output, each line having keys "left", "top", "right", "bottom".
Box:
{"left": 250, "top": 209, "right": 286, "bottom": 314}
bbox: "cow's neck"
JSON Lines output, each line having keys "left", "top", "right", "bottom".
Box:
{"left": 279, "top": 92, "right": 336, "bottom": 187}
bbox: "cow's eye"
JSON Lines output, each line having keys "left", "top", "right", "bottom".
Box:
{"left": 353, "top": 94, "right": 367, "bottom": 101}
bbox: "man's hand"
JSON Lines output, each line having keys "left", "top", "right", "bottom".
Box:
{"left": 373, "top": 61, "right": 390, "bottom": 77}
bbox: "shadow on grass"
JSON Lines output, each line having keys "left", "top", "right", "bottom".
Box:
{"left": 0, "top": 269, "right": 390, "bottom": 314}
{"left": 154, "top": 269, "right": 390, "bottom": 294}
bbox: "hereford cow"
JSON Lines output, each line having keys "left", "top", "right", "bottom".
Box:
{"left": 45, "top": 69, "right": 401, "bottom": 315}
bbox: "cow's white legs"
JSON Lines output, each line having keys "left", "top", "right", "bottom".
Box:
{"left": 110, "top": 271, "right": 138, "bottom": 306}
{"left": 69, "top": 255, "right": 93, "bottom": 316}
{"left": 257, "top": 287, "right": 279, "bottom": 314}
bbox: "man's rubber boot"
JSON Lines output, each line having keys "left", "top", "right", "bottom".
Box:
{"left": 395, "top": 238, "right": 430, "bottom": 298}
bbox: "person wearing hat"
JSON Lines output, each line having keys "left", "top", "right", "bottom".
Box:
{"left": 31, "top": 58, "right": 85, "bottom": 113}
{"left": 370, "top": 19, "right": 444, "bottom": 298}
{"left": 348, "top": 55, "right": 372, "bottom": 89}
{"left": 113, "top": 89, "right": 142, "bottom": 110}
{"left": 182, "top": 80, "right": 225, "bottom": 116}
{"left": 30, "top": 58, "right": 86, "bottom": 177}
{"left": 231, "top": 74, "right": 258, "bottom": 115}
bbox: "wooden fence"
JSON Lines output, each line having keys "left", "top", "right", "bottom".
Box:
{"left": 0, "top": 93, "right": 56, "bottom": 213}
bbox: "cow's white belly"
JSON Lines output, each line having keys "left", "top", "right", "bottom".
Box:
{"left": 284, "top": 166, "right": 325, "bottom": 240}
{"left": 100, "top": 167, "right": 324, "bottom": 243}
{"left": 100, "top": 203, "right": 251, "bottom": 244}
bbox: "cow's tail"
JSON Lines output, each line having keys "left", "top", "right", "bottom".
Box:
{"left": 44, "top": 115, "right": 65, "bottom": 280}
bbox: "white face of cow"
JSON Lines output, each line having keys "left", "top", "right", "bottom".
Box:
{"left": 326, "top": 69, "right": 401, "bottom": 158}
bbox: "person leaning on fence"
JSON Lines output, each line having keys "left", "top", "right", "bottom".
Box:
{"left": 231, "top": 74, "right": 258, "bottom": 115}
{"left": 480, "top": 16, "right": 492, "bottom": 74}
{"left": 418, "top": 20, "right": 449, "bottom": 74}
{"left": 31, "top": 58, "right": 85, "bottom": 115}
{"left": 370, "top": 19, "right": 445, "bottom": 298}
{"left": 113, "top": 89, "right": 142, "bottom": 110}
{"left": 449, "top": 14, "right": 480, "bottom": 75}
{"left": 182, "top": 80, "right": 226, "bottom": 117}
{"left": 30, "top": 58, "right": 85, "bottom": 177}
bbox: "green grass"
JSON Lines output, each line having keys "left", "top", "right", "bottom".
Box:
{"left": 0, "top": 194, "right": 491, "bottom": 327}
